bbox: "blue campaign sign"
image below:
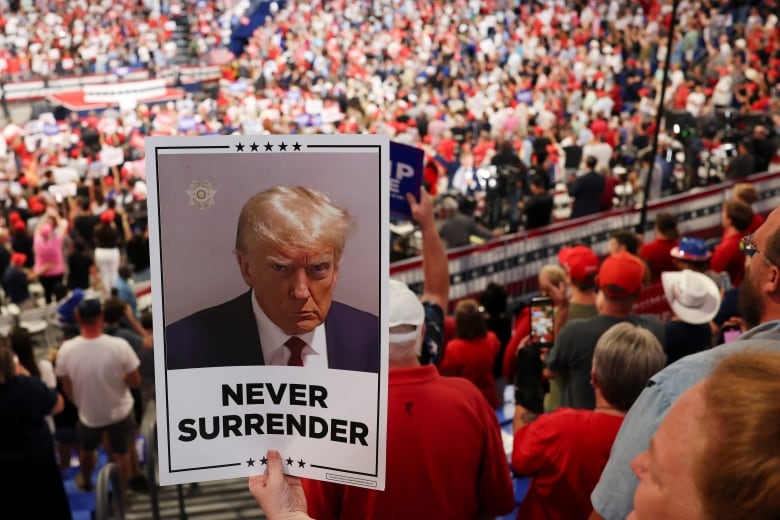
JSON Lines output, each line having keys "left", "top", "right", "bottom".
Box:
{"left": 516, "top": 89, "right": 533, "bottom": 104}
{"left": 389, "top": 141, "right": 423, "bottom": 219}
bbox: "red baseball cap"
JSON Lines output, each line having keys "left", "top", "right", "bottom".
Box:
{"left": 100, "top": 210, "right": 116, "bottom": 223}
{"left": 10, "top": 252, "right": 26, "bottom": 266}
{"left": 558, "top": 245, "right": 599, "bottom": 283}
{"left": 597, "top": 252, "right": 645, "bottom": 298}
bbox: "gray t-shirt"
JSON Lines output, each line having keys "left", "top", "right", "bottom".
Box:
{"left": 546, "top": 314, "right": 665, "bottom": 409}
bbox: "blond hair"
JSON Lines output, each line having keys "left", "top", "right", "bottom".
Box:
{"left": 733, "top": 183, "right": 759, "bottom": 205}
{"left": 539, "top": 264, "right": 567, "bottom": 287}
{"left": 592, "top": 322, "right": 666, "bottom": 412}
{"left": 696, "top": 351, "right": 780, "bottom": 520}
{"left": 235, "top": 186, "right": 355, "bottom": 261}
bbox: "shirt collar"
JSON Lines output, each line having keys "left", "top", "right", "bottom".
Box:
{"left": 250, "top": 289, "right": 321, "bottom": 365}
{"left": 389, "top": 364, "right": 439, "bottom": 386}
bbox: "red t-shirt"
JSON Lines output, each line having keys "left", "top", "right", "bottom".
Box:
{"left": 441, "top": 332, "right": 501, "bottom": 408}
{"left": 710, "top": 232, "right": 746, "bottom": 286}
{"left": 746, "top": 212, "right": 764, "bottom": 235}
{"left": 304, "top": 365, "right": 514, "bottom": 520}
{"left": 503, "top": 307, "right": 531, "bottom": 380}
{"left": 638, "top": 237, "right": 679, "bottom": 282}
{"left": 512, "top": 409, "right": 624, "bottom": 520}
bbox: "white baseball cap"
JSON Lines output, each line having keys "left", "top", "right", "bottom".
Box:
{"left": 388, "top": 279, "right": 424, "bottom": 344}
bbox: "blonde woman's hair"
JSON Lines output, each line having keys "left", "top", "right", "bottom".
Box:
{"left": 695, "top": 351, "right": 780, "bottom": 520}
{"left": 540, "top": 264, "right": 567, "bottom": 287}
{"left": 733, "top": 183, "right": 758, "bottom": 205}
{"left": 592, "top": 322, "right": 666, "bottom": 412}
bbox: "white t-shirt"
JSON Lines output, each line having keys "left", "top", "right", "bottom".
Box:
{"left": 55, "top": 334, "right": 139, "bottom": 428}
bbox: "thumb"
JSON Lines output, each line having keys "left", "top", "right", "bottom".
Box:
{"left": 266, "top": 449, "right": 285, "bottom": 482}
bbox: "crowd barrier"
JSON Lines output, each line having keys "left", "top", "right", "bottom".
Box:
{"left": 390, "top": 171, "right": 780, "bottom": 314}
{"left": 84, "top": 80, "right": 167, "bottom": 104}
{"left": 2, "top": 66, "right": 222, "bottom": 102}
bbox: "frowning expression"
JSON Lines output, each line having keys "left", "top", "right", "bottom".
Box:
{"left": 237, "top": 245, "right": 339, "bottom": 335}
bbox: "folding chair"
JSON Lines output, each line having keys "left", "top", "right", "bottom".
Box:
{"left": 18, "top": 306, "right": 51, "bottom": 350}
{"left": 0, "top": 314, "right": 16, "bottom": 339}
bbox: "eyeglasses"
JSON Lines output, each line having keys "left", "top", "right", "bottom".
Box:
{"left": 740, "top": 234, "right": 780, "bottom": 269}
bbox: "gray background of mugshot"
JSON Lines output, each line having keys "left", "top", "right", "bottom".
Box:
{"left": 157, "top": 151, "right": 381, "bottom": 324}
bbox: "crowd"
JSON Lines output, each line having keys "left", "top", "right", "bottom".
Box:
{"left": 0, "top": 0, "right": 243, "bottom": 78}
{"left": 1, "top": 0, "right": 780, "bottom": 519}
{"left": 243, "top": 194, "right": 780, "bottom": 520}
{"left": 0, "top": 0, "right": 777, "bottom": 245}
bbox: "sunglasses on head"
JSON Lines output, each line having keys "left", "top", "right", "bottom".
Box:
{"left": 740, "top": 234, "right": 780, "bottom": 269}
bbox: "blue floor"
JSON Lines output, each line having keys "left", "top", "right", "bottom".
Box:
{"left": 496, "top": 402, "right": 531, "bottom": 520}
{"left": 62, "top": 449, "right": 109, "bottom": 520}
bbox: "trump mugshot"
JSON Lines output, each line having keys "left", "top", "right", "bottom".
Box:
{"left": 165, "top": 185, "right": 380, "bottom": 373}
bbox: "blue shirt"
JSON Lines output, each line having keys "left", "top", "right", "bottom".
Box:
{"left": 116, "top": 277, "right": 137, "bottom": 316}
{"left": 591, "top": 320, "right": 780, "bottom": 520}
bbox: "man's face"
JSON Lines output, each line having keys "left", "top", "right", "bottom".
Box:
{"left": 237, "top": 244, "right": 339, "bottom": 335}
{"left": 628, "top": 384, "right": 706, "bottom": 520}
{"left": 738, "top": 207, "right": 780, "bottom": 328}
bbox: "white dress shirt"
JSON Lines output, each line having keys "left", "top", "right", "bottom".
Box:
{"left": 250, "top": 290, "right": 329, "bottom": 368}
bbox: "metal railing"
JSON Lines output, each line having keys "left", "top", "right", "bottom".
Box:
{"left": 95, "top": 463, "right": 125, "bottom": 520}
{"left": 143, "top": 421, "right": 161, "bottom": 520}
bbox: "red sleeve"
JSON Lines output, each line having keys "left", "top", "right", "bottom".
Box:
{"left": 439, "top": 339, "right": 460, "bottom": 376}
{"left": 511, "top": 414, "right": 560, "bottom": 477}
{"left": 476, "top": 394, "right": 515, "bottom": 515}
{"left": 302, "top": 478, "right": 342, "bottom": 520}
{"left": 487, "top": 331, "right": 501, "bottom": 357}
{"left": 503, "top": 308, "right": 530, "bottom": 380}
{"left": 709, "top": 242, "right": 728, "bottom": 273}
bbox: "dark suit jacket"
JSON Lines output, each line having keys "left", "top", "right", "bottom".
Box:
{"left": 165, "top": 291, "right": 380, "bottom": 373}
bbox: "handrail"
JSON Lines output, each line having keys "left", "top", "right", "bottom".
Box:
{"left": 143, "top": 420, "right": 161, "bottom": 520}
{"left": 95, "top": 463, "right": 125, "bottom": 520}
{"left": 142, "top": 417, "right": 189, "bottom": 519}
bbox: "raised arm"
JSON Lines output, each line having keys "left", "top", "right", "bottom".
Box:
{"left": 406, "top": 188, "right": 449, "bottom": 311}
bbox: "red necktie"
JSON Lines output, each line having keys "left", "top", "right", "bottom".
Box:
{"left": 286, "top": 336, "right": 306, "bottom": 367}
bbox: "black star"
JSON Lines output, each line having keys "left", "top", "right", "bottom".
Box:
{"left": 260, "top": 456, "right": 268, "bottom": 466}
{"left": 250, "top": 142, "right": 259, "bottom": 152}
{"left": 264, "top": 142, "right": 273, "bottom": 151}
{"left": 246, "top": 458, "right": 255, "bottom": 467}
{"left": 235, "top": 142, "right": 245, "bottom": 152}
{"left": 293, "top": 142, "right": 302, "bottom": 151}
{"left": 297, "top": 459, "right": 306, "bottom": 468}
{"left": 278, "top": 142, "right": 288, "bottom": 151}
{"left": 286, "top": 457, "right": 294, "bottom": 466}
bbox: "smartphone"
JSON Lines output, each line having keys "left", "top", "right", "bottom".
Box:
{"left": 723, "top": 326, "right": 742, "bottom": 343}
{"left": 717, "top": 271, "right": 731, "bottom": 292}
{"left": 529, "top": 296, "right": 555, "bottom": 347}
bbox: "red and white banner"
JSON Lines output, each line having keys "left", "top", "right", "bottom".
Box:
{"left": 391, "top": 171, "right": 780, "bottom": 316}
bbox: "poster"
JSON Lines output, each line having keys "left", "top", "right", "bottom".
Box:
{"left": 389, "top": 141, "right": 424, "bottom": 220}
{"left": 147, "top": 134, "right": 389, "bottom": 489}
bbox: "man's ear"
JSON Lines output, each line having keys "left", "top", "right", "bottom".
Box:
{"left": 236, "top": 252, "right": 253, "bottom": 286}
{"left": 590, "top": 368, "right": 598, "bottom": 389}
{"left": 766, "top": 263, "right": 780, "bottom": 293}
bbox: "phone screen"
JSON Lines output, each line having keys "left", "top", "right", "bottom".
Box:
{"left": 723, "top": 327, "right": 742, "bottom": 343}
{"left": 529, "top": 297, "right": 555, "bottom": 346}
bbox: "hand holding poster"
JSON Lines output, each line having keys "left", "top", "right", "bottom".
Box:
{"left": 147, "top": 134, "right": 389, "bottom": 489}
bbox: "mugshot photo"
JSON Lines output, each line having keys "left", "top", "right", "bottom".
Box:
{"left": 150, "top": 139, "right": 385, "bottom": 373}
